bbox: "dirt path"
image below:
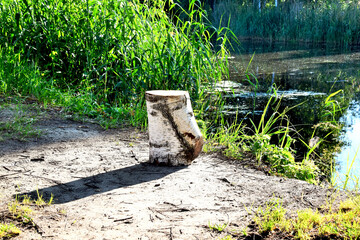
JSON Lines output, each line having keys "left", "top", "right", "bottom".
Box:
{"left": 0, "top": 107, "right": 343, "bottom": 239}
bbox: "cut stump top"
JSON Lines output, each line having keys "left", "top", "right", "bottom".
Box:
{"left": 145, "top": 90, "right": 189, "bottom": 103}
{"left": 146, "top": 90, "right": 188, "bottom": 96}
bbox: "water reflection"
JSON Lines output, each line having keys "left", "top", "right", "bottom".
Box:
{"left": 229, "top": 43, "right": 360, "bottom": 93}
{"left": 335, "top": 93, "right": 360, "bottom": 189}
{"left": 222, "top": 40, "right": 360, "bottom": 188}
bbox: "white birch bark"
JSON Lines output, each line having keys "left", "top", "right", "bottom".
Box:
{"left": 145, "top": 90, "right": 204, "bottom": 166}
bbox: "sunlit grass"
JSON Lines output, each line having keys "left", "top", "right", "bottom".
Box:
{"left": 0, "top": 102, "right": 42, "bottom": 141}
{"left": 0, "top": 223, "right": 21, "bottom": 239}
{"left": 249, "top": 196, "right": 360, "bottom": 240}
{"left": 0, "top": 192, "right": 54, "bottom": 239}
{"left": 0, "top": 0, "right": 230, "bottom": 128}
{"left": 205, "top": 94, "right": 320, "bottom": 184}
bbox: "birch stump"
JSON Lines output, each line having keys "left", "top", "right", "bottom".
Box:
{"left": 146, "top": 90, "right": 204, "bottom": 166}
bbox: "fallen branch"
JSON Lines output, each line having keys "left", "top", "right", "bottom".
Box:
{"left": 114, "top": 216, "right": 133, "bottom": 223}
{"left": 0, "top": 170, "right": 30, "bottom": 179}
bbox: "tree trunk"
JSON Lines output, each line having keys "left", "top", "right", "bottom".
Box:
{"left": 145, "top": 90, "right": 204, "bottom": 166}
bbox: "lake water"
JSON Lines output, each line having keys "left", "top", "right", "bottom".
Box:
{"left": 334, "top": 93, "right": 360, "bottom": 189}
{"left": 222, "top": 40, "right": 360, "bottom": 188}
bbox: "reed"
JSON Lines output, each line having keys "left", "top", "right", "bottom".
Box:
{"left": 204, "top": 93, "right": 320, "bottom": 184}
{"left": 0, "top": 0, "right": 230, "bottom": 126}
{"left": 212, "top": 0, "right": 360, "bottom": 46}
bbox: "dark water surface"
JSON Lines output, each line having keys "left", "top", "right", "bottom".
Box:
{"left": 222, "top": 41, "right": 360, "bottom": 188}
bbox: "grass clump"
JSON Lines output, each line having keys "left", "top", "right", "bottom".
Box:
{"left": 7, "top": 196, "right": 34, "bottom": 225}
{"left": 8, "top": 191, "right": 53, "bottom": 222}
{"left": 203, "top": 112, "right": 244, "bottom": 159}
{"left": 219, "top": 236, "right": 236, "bottom": 240}
{"left": 248, "top": 196, "right": 360, "bottom": 240}
{"left": 208, "top": 222, "right": 229, "bottom": 232}
{"left": 205, "top": 94, "right": 320, "bottom": 184}
{"left": 0, "top": 102, "right": 42, "bottom": 141}
{"left": 241, "top": 96, "right": 317, "bottom": 183}
{"left": 0, "top": 192, "right": 54, "bottom": 239}
{"left": 0, "top": 223, "right": 21, "bottom": 239}
{"left": 253, "top": 199, "right": 288, "bottom": 234}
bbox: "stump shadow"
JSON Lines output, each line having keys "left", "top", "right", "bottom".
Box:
{"left": 18, "top": 163, "right": 185, "bottom": 204}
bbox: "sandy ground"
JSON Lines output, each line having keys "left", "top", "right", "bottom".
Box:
{"left": 0, "top": 105, "right": 345, "bottom": 239}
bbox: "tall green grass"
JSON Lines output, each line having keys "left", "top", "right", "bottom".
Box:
{"left": 212, "top": 0, "right": 360, "bottom": 46}
{"left": 0, "top": 0, "right": 230, "bottom": 126}
{"left": 204, "top": 94, "right": 320, "bottom": 184}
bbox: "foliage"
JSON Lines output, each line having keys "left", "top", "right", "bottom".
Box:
{"left": 242, "top": 95, "right": 319, "bottom": 184}
{"left": 250, "top": 196, "right": 360, "bottom": 240}
{"left": 321, "top": 89, "right": 344, "bottom": 123}
{"left": 0, "top": 192, "right": 54, "bottom": 239}
{"left": 0, "top": 100, "right": 42, "bottom": 141}
{"left": 254, "top": 198, "right": 288, "bottom": 234}
{"left": 0, "top": 223, "right": 21, "bottom": 239}
{"left": 300, "top": 89, "right": 346, "bottom": 180}
{"left": 0, "top": 0, "right": 354, "bottom": 185}
{"left": 205, "top": 94, "right": 320, "bottom": 184}
{"left": 8, "top": 196, "right": 34, "bottom": 225}
{"left": 203, "top": 110, "right": 244, "bottom": 159}
{"left": 219, "top": 236, "right": 235, "bottom": 240}
{"left": 212, "top": 0, "right": 360, "bottom": 46}
{"left": 0, "top": 0, "right": 230, "bottom": 127}
{"left": 208, "top": 221, "right": 229, "bottom": 232}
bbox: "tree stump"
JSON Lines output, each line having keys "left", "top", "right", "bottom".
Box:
{"left": 146, "top": 90, "right": 204, "bottom": 166}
